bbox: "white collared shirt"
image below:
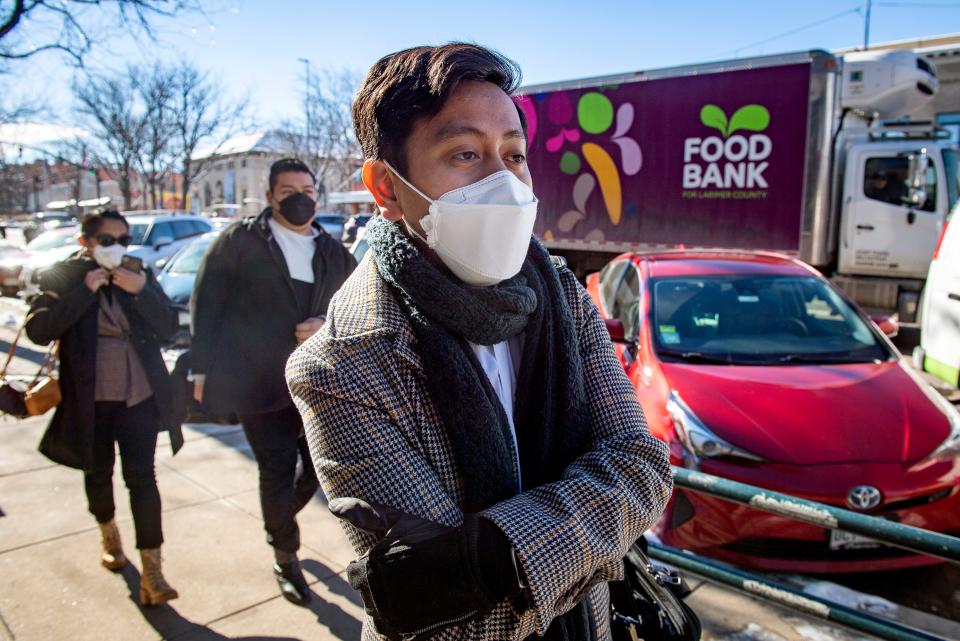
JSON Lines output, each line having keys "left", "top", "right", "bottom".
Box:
{"left": 470, "top": 338, "right": 523, "bottom": 484}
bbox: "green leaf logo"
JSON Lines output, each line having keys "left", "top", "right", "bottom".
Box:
{"left": 699, "top": 104, "right": 770, "bottom": 137}
{"left": 727, "top": 105, "right": 769, "bottom": 136}
{"left": 700, "top": 105, "right": 728, "bottom": 136}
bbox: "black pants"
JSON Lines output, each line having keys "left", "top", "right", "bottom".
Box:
{"left": 84, "top": 398, "right": 162, "bottom": 549}
{"left": 240, "top": 404, "right": 319, "bottom": 554}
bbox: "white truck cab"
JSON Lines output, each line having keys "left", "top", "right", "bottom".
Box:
{"left": 829, "top": 50, "right": 958, "bottom": 319}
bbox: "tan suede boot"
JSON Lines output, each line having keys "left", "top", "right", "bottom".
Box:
{"left": 98, "top": 519, "right": 128, "bottom": 572}
{"left": 139, "top": 548, "right": 178, "bottom": 606}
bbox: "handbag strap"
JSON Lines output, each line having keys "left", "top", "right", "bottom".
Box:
{"left": 28, "top": 339, "right": 60, "bottom": 386}
{"left": 0, "top": 308, "right": 53, "bottom": 381}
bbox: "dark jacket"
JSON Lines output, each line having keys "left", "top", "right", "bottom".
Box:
{"left": 191, "top": 208, "right": 356, "bottom": 416}
{"left": 25, "top": 255, "right": 181, "bottom": 471}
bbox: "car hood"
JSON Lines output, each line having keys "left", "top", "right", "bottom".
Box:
{"left": 661, "top": 360, "right": 951, "bottom": 464}
{"left": 158, "top": 271, "right": 195, "bottom": 306}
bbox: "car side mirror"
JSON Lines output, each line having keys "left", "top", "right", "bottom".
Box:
{"left": 605, "top": 318, "right": 627, "bottom": 342}
{"left": 604, "top": 318, "right": 639, "bottom": 346}
{"left": 155, "top": 257, "right": 168, "bottom": 270}
{"left": 870, "top": 314, "right": 899, "bottom": 338}
{"left": 153, "top": 235, "right": 174, "bottom": 250}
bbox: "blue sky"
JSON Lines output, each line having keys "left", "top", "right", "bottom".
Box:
{"left": 6, "top": 0, "right": 960, "bottom": 128}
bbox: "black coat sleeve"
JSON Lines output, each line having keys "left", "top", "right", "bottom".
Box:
{"left": 190, "top": 231, "right": 239, "bottom": 376}
{"left": 25, "top": 266, "right": 97, "bottom": 346}
{"left": 128, "top": 268, "right": 178, "bottom": 342}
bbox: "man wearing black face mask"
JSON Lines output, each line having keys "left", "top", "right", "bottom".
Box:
{"left": 191, "top": 158, "right": 357, "bottom": 605}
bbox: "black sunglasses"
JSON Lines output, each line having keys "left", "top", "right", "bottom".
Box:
{"left": 93, "top": 233, "right": 133, "bottom": 247}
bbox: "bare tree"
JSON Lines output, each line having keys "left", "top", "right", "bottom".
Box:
{"left": 1, "top": 0, "right": 205, "bottom": 65}
{"left": 0, "top": 66, "right": 38, "bottom": 125}
{"left": 137, "top": 63, "right": 176, "bottom": 208}
{"left": 278, "top": 68, "right": 361, "bottom": 205}
{"left": 73, "top": 68, "right": 148, "bottom": 209}
{"left": 168, "top": 61, "right": 251, "bottom": 208}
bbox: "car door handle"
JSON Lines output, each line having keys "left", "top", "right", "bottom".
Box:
{"left": 949, "top": 293, "right": 960, "bottom": 302}
{"left": 857, "top": 224, "right": 875, "bottom": 231}
{"left": 907, "top": 211, "right": 917, "bottom": 225}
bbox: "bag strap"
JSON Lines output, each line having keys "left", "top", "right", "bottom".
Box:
{"left": 0, "top": 308, "right": 52, "bottom": 381}
{"left": 28, "top": 339, "right": 59, "bottom": 386}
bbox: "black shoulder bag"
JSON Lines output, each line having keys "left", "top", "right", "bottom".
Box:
{"left": 609, "top": 536, "right": 702, "bottom": 641}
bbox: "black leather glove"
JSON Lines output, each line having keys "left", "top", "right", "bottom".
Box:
{"left": 329, "top": 497, "right": 525, "bottom": 641}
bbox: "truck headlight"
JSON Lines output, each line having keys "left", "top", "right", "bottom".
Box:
{"left": 667, "top": 391, "right": 764, "bottom": 462}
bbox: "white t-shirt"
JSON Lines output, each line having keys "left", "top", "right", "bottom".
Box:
{"left": 268, "top": 217, "right": 317, "bottom": 283}
{"left": 470, "top": 337, "right": 523, "bottom": 485}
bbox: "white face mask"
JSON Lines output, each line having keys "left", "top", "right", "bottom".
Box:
{"left": 92, "top": 244, "right": 126, "bottom": 270}
{"left": 384, "top": 161, "right": 538, "bottom": 287}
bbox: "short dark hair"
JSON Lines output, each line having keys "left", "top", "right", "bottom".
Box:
{"left": 81, "top": 209, "right": 129, "bottom": 237}
{"left": 269, "top": 158, "right": 316, "bottom": 192}
{"left": 352, "top": 43, "right": 525, "bottom": 174}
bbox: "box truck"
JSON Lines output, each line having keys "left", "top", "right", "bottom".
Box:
{"left": 520, "top": 49, "right": 958, "bottom": 319}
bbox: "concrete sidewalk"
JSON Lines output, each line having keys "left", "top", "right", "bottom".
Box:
{"left": 0, "top": 411, "right": 364, "bottom": 641}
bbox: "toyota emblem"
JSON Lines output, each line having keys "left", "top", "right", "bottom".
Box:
{"left": 847, "top": 485, "right": 883, "bottom": 510}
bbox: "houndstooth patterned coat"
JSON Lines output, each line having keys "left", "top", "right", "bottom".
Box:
{"left": 286, "top": 254, "right": 673, "bottom": 641}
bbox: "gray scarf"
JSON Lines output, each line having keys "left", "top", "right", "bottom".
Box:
{"left": 367, "top": 215, "right": 594, "bottom": 641}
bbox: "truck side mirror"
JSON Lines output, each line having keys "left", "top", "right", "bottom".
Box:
{"left": 904, "top": 149, "right": 930, "bottom": 208}
{"left": 907, "top": 189, "right": 928, "bottom": 209}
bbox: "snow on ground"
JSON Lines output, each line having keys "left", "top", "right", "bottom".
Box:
{"left": 705, "top": 619, "right": 877, "bottom": 641}
{"left": 791, "top": 579, "right": 899, "bottom": 616}
{"left": 785, "top": 617, "right": 876, "bottom": 641}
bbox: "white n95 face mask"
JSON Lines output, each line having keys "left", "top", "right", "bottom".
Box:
{"left": 384, "top": 161, "right": 538, "bottom": 287}
{"left": 92, "top": 244, "right": 126, "bottom": 270}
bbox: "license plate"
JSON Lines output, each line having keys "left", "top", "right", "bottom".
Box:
{"left": 3, "top": 277, "right": 17, "bottom": 286}
{"left": 178, "top": 311, "right": 190, "bottom": 327}
{"left": 829, "top": 529, "right": 882, "bottom": 550}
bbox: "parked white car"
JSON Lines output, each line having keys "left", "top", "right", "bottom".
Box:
{"left": 123, "top": 213, "right": 214, "bottom": 269}
{"left": 916, "top": 201, "right": 960, "bottom": 389}
{"left": 18, "top": 226, "right": 82, "bottom": 297}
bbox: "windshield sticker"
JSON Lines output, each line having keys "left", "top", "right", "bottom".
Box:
{"left": 661, "top": 333, "right": 681, "bottom": 345}
{"left": 738, "top": 295, "right": 760, "bottom": 303}
{"left": 659, "top": 325, "right": 677, "bottom": 334}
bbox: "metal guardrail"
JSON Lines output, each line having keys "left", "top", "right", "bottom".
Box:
{"left": 648, "top": 542, "right": 946, "bottom": 641}
{"left": 672, "top": 466, "right": 960, "bottom": 564}
{"left": 665, "top": 466, "right": 960, "bottom": 641}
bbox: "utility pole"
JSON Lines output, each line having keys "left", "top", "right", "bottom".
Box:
{"left": 298, "top": 57, "right": 311, "bottom": 163}
{"left": 863, "top": 0, "right": 872, "bottom": 50}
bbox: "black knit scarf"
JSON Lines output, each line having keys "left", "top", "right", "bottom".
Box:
{"left": 367, "top": 216, "right": 594, "bottom": 641}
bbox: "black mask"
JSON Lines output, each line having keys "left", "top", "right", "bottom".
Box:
{"left": 278, "top": 192, "right": 316, "bottom": 226}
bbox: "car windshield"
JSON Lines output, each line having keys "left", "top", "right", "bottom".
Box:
{"left": 127, "top": 223, "right": 149, "bottom": 245}
{"left": 651, "top": 275, "right": 889, "bottom": 365}
{"left": 26, "top": 229, "right": 77, "bottom": 251}
{"left": 167, "top": 239, "right": 212, "bottom": 274}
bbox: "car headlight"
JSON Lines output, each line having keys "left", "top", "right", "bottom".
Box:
{"left": 666, "top": 390, "right": 764, "bottom": 462}
{"left": 926, "top": 390, "right": 960, "bottom": 461}
{"left": 900, "top": 362, "right": 960, "bottom": 462}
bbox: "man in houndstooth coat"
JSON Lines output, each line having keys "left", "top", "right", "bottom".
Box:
{"left": 286, "top": 43, "right": 673, "bottom": 641}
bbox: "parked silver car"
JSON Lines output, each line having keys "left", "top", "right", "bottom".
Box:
{"left": 123, "top": 213, "right": 214, "bottom": 269}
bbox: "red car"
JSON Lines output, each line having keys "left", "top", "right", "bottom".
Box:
{"left": 586, "top": 251, "right": 960, "bottom": 573}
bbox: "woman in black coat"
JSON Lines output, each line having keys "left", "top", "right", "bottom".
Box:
{"left": 26, "top": 209, "right": 181, "bottom": 606}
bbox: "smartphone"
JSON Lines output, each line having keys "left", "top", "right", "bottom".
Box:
{"left": 120, "top": 255, "right": 143, "bottom": 273}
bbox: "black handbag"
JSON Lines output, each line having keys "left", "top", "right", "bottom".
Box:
{"left": 609, "top": 537, "right": 702, "bottom": 641}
